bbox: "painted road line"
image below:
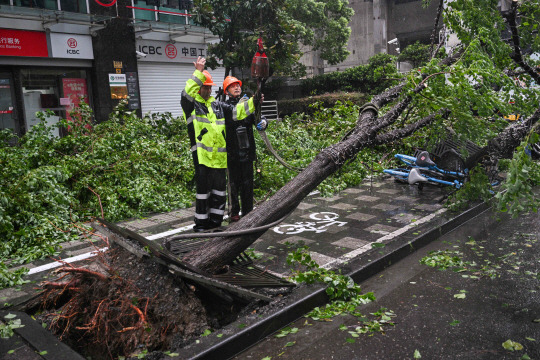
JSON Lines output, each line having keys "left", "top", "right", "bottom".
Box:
{"left": 146, "top": 224, "right": 194, "bottom": 240}
{"left": 321, "top": 208, "right": 447, "bottom": 270}
{"left": 27, "top": 248, "right": 109, "bottom": 275}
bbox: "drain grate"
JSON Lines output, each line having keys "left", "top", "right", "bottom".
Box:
{"left": 165, "top": 236, "right": 294, "bottom": 289}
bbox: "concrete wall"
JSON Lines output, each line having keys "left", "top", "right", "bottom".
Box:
{"left": 304, "top": 0, "right": 439, "bottom": 74}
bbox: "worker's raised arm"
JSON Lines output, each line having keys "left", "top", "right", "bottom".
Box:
{"left": 181, "top": 56, "right": 207, "bottom": 118}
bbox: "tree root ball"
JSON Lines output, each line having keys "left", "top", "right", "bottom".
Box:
{"left": 38, "top": 246, "right": 218, "bottom": 359}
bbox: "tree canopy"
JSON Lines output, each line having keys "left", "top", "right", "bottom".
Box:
{"left": 192, "top": 0, "right": 354, "bottom": 77}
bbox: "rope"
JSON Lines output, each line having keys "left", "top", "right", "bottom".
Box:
{"left": 258, "top": 129, "right": 304, "bottom": 172}
{"left": 259, "top": 102, "right": 379, "bottom": 172}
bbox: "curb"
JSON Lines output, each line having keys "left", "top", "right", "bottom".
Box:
{"left": 184, "top": 200, "right": 492, "bottom": 360}
{"left": 0, "top": 311, "right": 85, "bottom": 360}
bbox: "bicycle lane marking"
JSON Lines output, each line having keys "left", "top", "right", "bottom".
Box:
{"left": 321, "top": 208, "right": 447, "bottom": 270}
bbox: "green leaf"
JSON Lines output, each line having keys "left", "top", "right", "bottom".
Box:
{"left": 346, "top": 338, "right": 355, "bottom": 343}
{"left": 454, "top": 293, "right": 466, "bottom": 299}
{"left": 414, "top": 349, "right": 422, "bottom": 359}
{"left": 502, "top": 339, "right": 524, "bottom": 351}
{"left": 284, "top": 341, "right": 296, "bottom": 347}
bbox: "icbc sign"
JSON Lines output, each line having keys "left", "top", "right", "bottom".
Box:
{"left": 67, "top": 38, "right": 77, "bottom": 48}
{"left": 165, "top": 44, "right": 177, "bottom": 59}
{"left": 50, "top": 33, "right": 93, "bottom": 59}
{"left": 66, "top": 38, "right": 79, "bottom": 54}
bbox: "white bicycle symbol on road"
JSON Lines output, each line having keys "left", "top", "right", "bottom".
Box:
{"left": 273, "top": 212, "right": 347, "bottom": 235}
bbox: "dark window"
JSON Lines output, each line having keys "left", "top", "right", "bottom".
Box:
{"left": 13, "top": 0, "right": 57, "bottom": 10}
{"left": 60, "top": 0, "right": 87, "bottom": 13}
{"left": 394, "top": 0, "right": 421, "bottom": 4}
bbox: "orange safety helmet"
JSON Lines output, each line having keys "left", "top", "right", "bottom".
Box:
{"left": 223, "top": 76, "right": 242, "bottom": 92}
{"left": 202, "top": 70, "right": 216, "bottom": 86}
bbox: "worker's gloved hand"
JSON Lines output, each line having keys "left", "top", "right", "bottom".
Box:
{"left": 257, "top": 116, "right": 268, "bottom": 131}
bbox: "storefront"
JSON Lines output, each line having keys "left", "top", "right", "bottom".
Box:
{"left": 136, "top": 38, "right": 225, "bottom": 118}
{"left": 0, "top": 28, "right": 94, "bottom": 137}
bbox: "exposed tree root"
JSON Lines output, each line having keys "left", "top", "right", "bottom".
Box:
{"left": 38, "top": 246, "right": 212, "bottom": 359}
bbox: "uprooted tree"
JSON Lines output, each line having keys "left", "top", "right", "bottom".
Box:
{"left": 183, "top": 0, "right": 540, "bottom": 274}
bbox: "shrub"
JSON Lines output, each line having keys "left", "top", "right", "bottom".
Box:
{"left": 301, "top": 53, "right": 400, "bottom": 96}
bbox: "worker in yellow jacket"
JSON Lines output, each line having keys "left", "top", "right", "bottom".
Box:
{"left": 181, "top": 57, "right": 260, "bottom": 232}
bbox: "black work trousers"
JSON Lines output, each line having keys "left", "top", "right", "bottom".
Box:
{"left": 228, "top": 160, "right": 254, "bottom": 217}
{"left": 194, "top": 164, "right": 226, "bottom": 230}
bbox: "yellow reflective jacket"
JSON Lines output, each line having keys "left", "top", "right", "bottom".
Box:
{"left": 181, "top": 70, "right": 256, "bottom": 168}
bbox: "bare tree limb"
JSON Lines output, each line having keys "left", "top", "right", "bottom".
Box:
{"left": 502, "top": 1, "right": 540, "bottom": 83}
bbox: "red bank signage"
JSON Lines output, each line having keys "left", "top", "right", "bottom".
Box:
{"left": 0, "top": 29, "right": 48, "bottom": 57}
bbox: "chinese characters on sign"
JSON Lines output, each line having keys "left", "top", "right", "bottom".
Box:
{"left": 0, "top": 29, "right": 48, "bottom": 57}
{"left": 136, "top": 40, "right": 206, "bottom": 63}
{"left": 109, "top": 74, "right": 128, "bottom": 100}
{"left": 62, "top": 78, "right": 89, "bottom": 122}
{"left": 126, "top": 72, "right": 140, "bottom": 110}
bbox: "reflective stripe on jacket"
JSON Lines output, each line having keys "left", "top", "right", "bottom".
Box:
{"left": 181, "top": 70, "right": 256, "bottom": 168}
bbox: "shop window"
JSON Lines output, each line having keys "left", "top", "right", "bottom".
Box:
{"left": 21, "top": 68, "right": 89, "bottom": 137}
{"left": 13, "top": 0, "right": 58, "bottom": 10}
{"left": 60, "top": 0, "right": 88, "bottom": 13}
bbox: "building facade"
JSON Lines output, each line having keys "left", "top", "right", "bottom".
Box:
{"left": 0, "top": 0, "right": 222, "bottom": 135}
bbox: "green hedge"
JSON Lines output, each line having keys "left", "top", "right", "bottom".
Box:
{"left": 278, "top": 92, "right": 367, "bottom": 117}
{"left": 301, "top": 53, "right": 400, "bottom": 96}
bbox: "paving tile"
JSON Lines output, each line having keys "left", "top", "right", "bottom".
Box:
{"left": 331, "top": 236, "right": 370, "bottom": 249}
{"left": 364, "top": 223, "right": 401, "bottom": 234}
{"left": 151, "top": 213, "right": 181, "bottom": 223}
{"left": 376, "top": 188, "right": 401, "bottom": 195}
{"left": 309, "top": 252, "right": 336, "bottom": 267}
{"left": 329, "top": 202, "right": 357, "bottom": 211}
{"left": 345, "top": 212, "right": 376, "bottom": 222}
{"left": 355, "top": 195, "right": 379, "bottom": 202}
{"left": 324, "top": 224, "right": 348, "bottom": 234}
{"left": 342, "top": 188, "right": 364, "bottom": 194}
{"left": 277, "top": 236, "right": 315, "bottom": 246}
{"left": 414, "top": 203, "right": 443, "bottom": 211}
{"left": 58, "top": 239, "right": 87, "bottom": 250}
{"left": 360, "top": 180, "right": 383, "bottom": 187}
{"left": 66, "top": 247, "right": 96, "bottom": 257}
{"left": 172, "top": 221, "right": 193, "bottom": 229}
{"left": 0, "top": 287, "right": 30, "bottom": 301}
{"left": 169, "top": 209, "right": 193, "bottom": 218}
{"left": 391, "top": 213, "right": 418, "bottom": 224}
{"left": 296, "top": 202, "right": 317, "bottom": 210}
{"left": 371, "top": 203, "right": 400, "bottom": 211}
{"left": 124, "top": 219, "right": 159, "bottom": 230}
{"left": 394, "top": 195, "right": 416, "bottom": 202}
{"left": 315, "top": 195, "right": 342, "bottom": 202}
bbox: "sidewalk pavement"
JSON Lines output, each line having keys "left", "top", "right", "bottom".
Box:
{"left": 0, "top": 177, "right": 496, "bottom": 359}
